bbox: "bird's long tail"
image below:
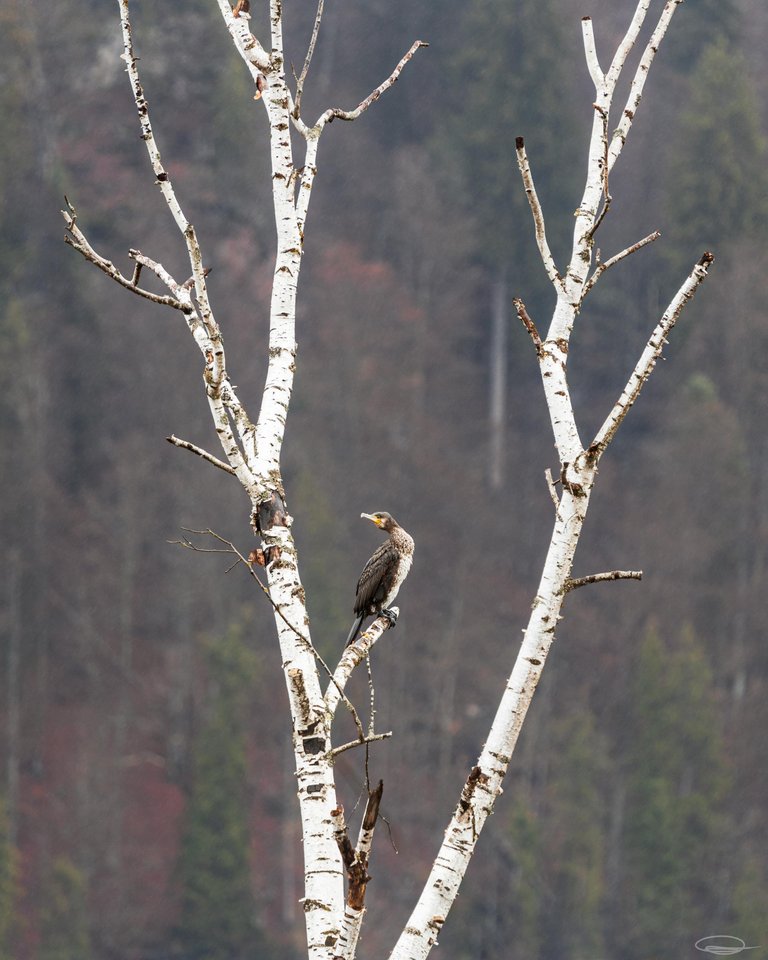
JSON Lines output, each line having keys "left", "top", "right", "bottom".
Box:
{"left": 345, "top": 614, "right": 365, "bottom": 647}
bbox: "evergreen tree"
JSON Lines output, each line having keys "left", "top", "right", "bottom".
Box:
{"left": 540, "top": 712, "right": 606, "bottom": 960}
{"left": 38, "top": 857, "right": 92, "bottom": 960}
{"left": 438, "top": 0, "right": 576, "bottom": 283}
{"left": 175, "top": 624, "right": 267, "bottom": 960}
{"left": 729, "top": 856, "right": 768, "bottom": 950}
{"left": 648, "top": 373, "right": 748, "bottom": 656}
{"left": 428, "top": 0, "right": 580, "bottom": 490}
{"left": 504, "top": 798, "right": 542, "bottom": 960}
{"left": 664, "top": 39, "right": 768, "bottom": 274}
{"left": 620, "top": 624, "right": 726, "bottom": 960}
{"left": 663, "top": 0, "right": 741, "bottom": 71}
{"left": 430, "top": 0, "right": 580, "bottom": 397}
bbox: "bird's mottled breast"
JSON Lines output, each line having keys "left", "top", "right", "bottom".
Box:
{"left": 391, "top": 530, "right": 414, "bottom": 586}
{"left": 392, "top": 528, "right": 415, "bottom": 556}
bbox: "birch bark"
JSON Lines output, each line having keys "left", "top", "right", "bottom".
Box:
{"left": 390, "top": 4, "right": 711, "bottom": 958}
{"left": 65, "top": 4, "right": 425, "bottom": 958}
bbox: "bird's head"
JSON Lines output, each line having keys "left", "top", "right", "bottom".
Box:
{"left": 361, "top": 511, "right": 397, "bottom": 532}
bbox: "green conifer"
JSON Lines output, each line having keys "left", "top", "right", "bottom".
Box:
{"left": 175, "top": 625, "right": 267, "bottom": 960}
{"left": 435, "top": 0, "right": 577, "bottom": 306}
{"left": 541, "top": 712, "right": 606, "bottom": 959}
{"left": 665, "top": 40, "right": 768, "bottom": 273}
{"left": 621, "top": 624, "right": 726, "bottom": 959}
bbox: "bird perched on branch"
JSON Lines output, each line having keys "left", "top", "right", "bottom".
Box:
{"left": 345, "top": 512, "right": 414, "bottom": 647}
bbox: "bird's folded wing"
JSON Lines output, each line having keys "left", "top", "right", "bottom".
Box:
{"left": 355, "top": 540, "right": 399, "bottom": 614}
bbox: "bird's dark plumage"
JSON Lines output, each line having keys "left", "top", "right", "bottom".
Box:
{"left": 345, "top": 512, "right": 414, "bottom": 646}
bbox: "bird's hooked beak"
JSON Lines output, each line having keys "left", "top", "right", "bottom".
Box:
{"left": 361, "top": 512, "right": 383, "bottom": 527}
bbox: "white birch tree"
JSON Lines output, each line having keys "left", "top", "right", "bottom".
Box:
{"left": 63, "top": 1, "right": 713, "bottom": 959}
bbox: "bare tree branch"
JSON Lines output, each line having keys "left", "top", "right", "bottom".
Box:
{"left": 115, "top": 0, "right": 260, "bottom": 496}
{"left": 580, "top": 230, "right": 661, "bottom": 301}
{"left": 586, "top": 104, "right": 612, "bottom": 241}
{"left": 330, "top": 734, "right": 392, "bottom": 759}
{"left": 565, "top": 0, "right": 662, "bottom": 311}
{"left": 590, "top": 251, "right": 715, "bottom": 456}
{"left": 513, "top": 297, "right": 543, "bottom": 355}
{"left": 514, "top": 137, "right": 565, "bottom": 293}
{"left": 294, "top": 0, "right": 324, "bottom": 118}
{"left": 545, "top": 468, "right": 560, "bottom": 510}
{"left": 316, "top": 41, "right": 428, "bottom": 128}
{"left": 325, "top": 612, "right": 400, "bottom": 720}
{"left": 608, "top": 0, "right": 683, "bottom": 173}
{"left": 165, "top": 435, "right": 237, "bottom": 476}
{"left": 564, "top": 570, "right": 643, "bottom": 593}
{"left": 581, "top": 17, "right": 604, "bottom": 88}
{"left": 118, "top": 1, "right": 218, "bottom": 344}
{"left": 605, "top": 0, "right": 652, "bottom": 87}
{"left": 62, "top": 202, "right": 185, "bottom": 310}
{"left": 173, "top": 527, "right": 370, "bottom": 745}
{"left": 129, "top": 248, "right": 187, "bottom": 297}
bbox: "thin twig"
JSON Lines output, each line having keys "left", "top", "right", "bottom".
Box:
{"left": 564, "top": 570, "right": 643, "bottom": 593}
{"left": 330, "top": 732, "right": 393, "bottom": 759}
{"left": 173, "top": 527, "right": 367, "bottom": 739}
{"left": 62, "top": 204, "right": 185, "bottom": 311}
{"left": 118, "top": 0, "right": 260, "bottom": 496}
{"left": 294, "top": 0, "right": 324, "bottom": 118}
{"left": 166, "top": 435, "right": 237, "bottom": 476}
{"left": 513, "top": 298, "right": 543, "bottom": 355}
{"left": 580, "top": 230, "right": 661, "bottom": 302}
{"left": 170, "top": 536, "right": 234, "bottom": 556}
{"left": 515, "top": 138, "right": 565, "bottom": 293}
{"left": 605, "top": 0, "right": 652, "bottom": 87}
{"left": 566, "top": 0, "right": 655, "bottom": 305}
{"left": 544, "top": 468, "right": 560, "bottom": 509}
{"left": 118, "top": 0, "right": 217, "bottom": 340}
{"left": 316, "top": 40, "right": 428, "bottom": 128}
{"left": 294, "top": 37, "right": 427, "bottom": 232}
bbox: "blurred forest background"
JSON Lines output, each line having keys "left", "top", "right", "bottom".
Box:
{"left": 1, "top": 0, "right": 768, "bottom": 957}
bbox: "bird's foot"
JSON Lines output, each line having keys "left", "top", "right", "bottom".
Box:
{"left": 381, "top": 607, "right": 399, "bottom": 628}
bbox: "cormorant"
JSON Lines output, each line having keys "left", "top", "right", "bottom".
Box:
{"left": 345, "top": 512, "right": 414, "bottom": 647}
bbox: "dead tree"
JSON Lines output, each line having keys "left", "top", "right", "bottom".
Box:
{"left": 63, "top": 2, "right": 712, "bottom": 959}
